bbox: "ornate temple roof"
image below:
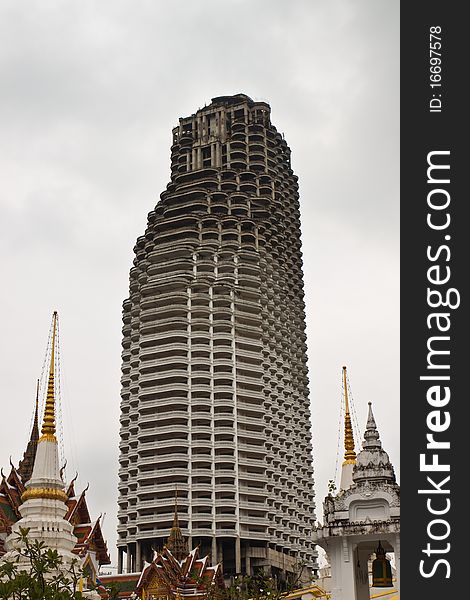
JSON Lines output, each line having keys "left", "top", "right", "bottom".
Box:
{"left": 98, "top": 496, "right": 223, "bottom": 599}
{"left": 136, "top": 546, "right": 225, "bottom": 599}
{"left": 0, "top": 462, "right": 111, "bottom": 566}
{"left": 135, "top": 499, "right": 224, "bottom": 598}
{"left": 17, "top": 381, "right": 40, "bottom": 485}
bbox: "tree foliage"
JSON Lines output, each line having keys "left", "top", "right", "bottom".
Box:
{"left": 199, "top": 561, "right": 310, "bottom": 600}
{"left": 0, "top": 527, "right": 83, "bottom": 600}
{"left": 1, "top": 529, "right": 311, "bottom": 600}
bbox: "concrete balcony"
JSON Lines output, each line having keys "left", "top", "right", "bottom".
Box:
{"left": 238, "top": 486, "right": 267, "bottom": 496}
{"left": 214, "top": 528, "right": 238, "bottom": 537}
{"left": 239, "top": 515, "right": 269, "bottom": 525}
{"left": 138, "top": 410, "right": 188, "bottom": 424}
{"left": 138, "top": 439, "right": 189, "bottom": 449}
{"left": 137, "top": 512, "right": 189, "bottom": 525}
{"left": 191, "top": 498, "right": 215, "bottom": 507}
{"left": 239, "top": 495, "right": 267, "bottom": 505}
{"left": 239, "top": 529, "right": 269, "bottom": 540}
{"left": 138, "top": 424, "right": 189, "bottom": 437}
{"left": 214, "top": 514, "right": 237, "bottom": 522}
{"left": 137, "top": 467, "right": 189, "bottom": 481}
{"left": 138, "top": 451, "right": 189, "bottom": 464}
{"left": 136, "top": 527, "right": 187, "bottom": 538}
{"left": 191, "top": 483, "right": 213, "bottom": 492}
{"left": 190, "top": 527, "right": 213, "bottom": 536}
{"left": 136, "top": 483, "right": 189, "bottom": 495}
{"left": 190, "top": 439, "right": 212, "bottom": 448}
{"left": 137, "top": 497, "right": 189, "bottom": 510}
{"left": 214, "top": 469, "right": 236, "bottom": 477}
{"left": 191, "top": 467, "right": 213, "bottom": 476}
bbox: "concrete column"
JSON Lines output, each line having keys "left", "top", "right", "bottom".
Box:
{"left": 220, "top": 109, "right": 225, "bottom": 140}
{"left": 118, "top": 547, "right": 123, "bottom": 574}
{"left": 126, "top": 545, "right": 132, "bottom": 573}
{"left": 136, "top": 540, "right": 142, "bottom": 572}
{"left": 235, "top": 537, "right": 241, "bottom": 574}
{"left": 212, "top": 536, "right": 217, "bottom": 566}
{"left": 339, "top": 555, "right": 356, "bottom": 600}
{"left": 329, "top": 540, "right": 356, "bottom": 600}
{"left": 188, "top": 535, "right": 193, "bottom": 552}
{"left": 246, "top": 551, "right": 251, "bottom": 576}
{"left": 394, "top": 535, "right": 400, "bottom": 593}
{"left": 211, "top": 143, "right": 216, "bottom": 168}
{"left": 197, "top": 116, "right": 202, "bottom": 142}
{"left": 355, "top": 546, "right": 370, "bottom": 600}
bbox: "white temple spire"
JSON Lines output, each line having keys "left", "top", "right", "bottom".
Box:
{"left": 362, "top": 401, "right": 381, "bottom": 448}
{"left": 353, "top": 401, "right": 396, "bottom": 484}
{"left": 4, "top": 312, "right": 77, "bottom": 567}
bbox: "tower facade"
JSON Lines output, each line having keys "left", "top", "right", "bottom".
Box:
{"left": 117, "top": 94, "right": 317, "bottom": 577}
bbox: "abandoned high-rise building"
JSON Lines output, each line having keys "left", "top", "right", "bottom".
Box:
{"left": 117, "top": 94, "right": 317, "bottom": 577}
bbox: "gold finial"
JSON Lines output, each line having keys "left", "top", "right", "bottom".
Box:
{"left": 342, "top": 366, "right": 356, "bottom": 465}
{"left": 40, "top": 311, "right": 58, "bottom": 442}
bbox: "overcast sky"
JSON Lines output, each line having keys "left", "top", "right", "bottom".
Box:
{"left": 0, "top": 0, "right": 399, "bottom": 568}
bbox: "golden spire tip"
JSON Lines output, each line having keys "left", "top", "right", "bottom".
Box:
{"left": 342, "top": 365, "right": 356, "bottom": 465}
{"left": 39, "top": 312, "right": 58, "bottom": 442}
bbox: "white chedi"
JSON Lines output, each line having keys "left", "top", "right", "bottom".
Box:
{"left": 3, "top": 438, "right": 77, "bottom": 568}
{"left": 2, "top": 312, "right": 77, "bottom": 569}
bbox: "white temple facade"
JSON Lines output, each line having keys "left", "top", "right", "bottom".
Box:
{"left": 314, "top": 371, "right": 400, "bottom": 600}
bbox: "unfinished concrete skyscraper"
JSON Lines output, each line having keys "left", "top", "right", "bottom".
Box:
{"left": 117, "top": 94, "right": 317, "bottom": 578}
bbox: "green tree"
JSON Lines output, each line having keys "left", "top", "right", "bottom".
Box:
{"left": 198, "top": 560, "right": 310, "bottom": 600}
{"left": 0, "top": 527, "right": 83, "bottom": 600}
{"left": 101, "top": 580, "right": 120, "bottom": 600}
